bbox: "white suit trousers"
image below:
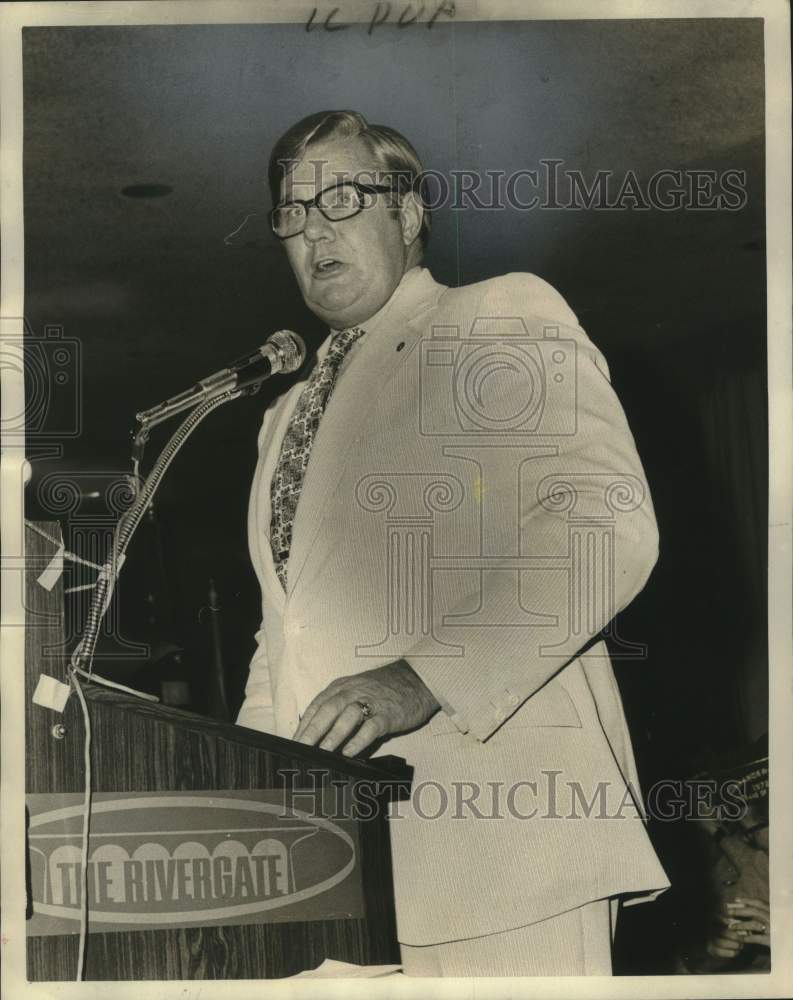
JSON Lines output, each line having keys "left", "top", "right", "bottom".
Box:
{"left": 399, "top": 898, "right": 617, "bottom": 977}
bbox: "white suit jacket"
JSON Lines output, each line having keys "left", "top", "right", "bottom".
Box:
{"left": 238, "top": 266, "right": 670, "bottom": 944}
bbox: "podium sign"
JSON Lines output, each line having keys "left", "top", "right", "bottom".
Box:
{"left": 27, "top": 789, "right": 365, "bottom": 936}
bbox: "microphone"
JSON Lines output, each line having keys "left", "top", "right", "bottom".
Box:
{"left": 136, "top": 329, "right": 306, "bottom": 425}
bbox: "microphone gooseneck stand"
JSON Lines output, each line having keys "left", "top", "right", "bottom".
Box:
{"left": 70, "top": 327, "right": 306, "bottom": 678}
{"left": 69, "top": 387, "right": 246, "bottom": 676}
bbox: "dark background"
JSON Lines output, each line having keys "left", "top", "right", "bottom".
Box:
{"left": 22, "top": 19, "right": 767, "bottom": 973}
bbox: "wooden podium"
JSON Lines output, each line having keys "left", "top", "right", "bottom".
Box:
{"left": 25, "top": 523, "right": 412, "bottom": 981}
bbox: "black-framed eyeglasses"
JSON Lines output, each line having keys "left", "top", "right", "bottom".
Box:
{"left": 270, "top": 181, "right": 398, "bottom": 240}
{"left": 713, "top": 819, "right": 769, "bottom": 850}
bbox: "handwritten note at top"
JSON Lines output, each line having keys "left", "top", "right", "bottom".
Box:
{"left": 306, "top": 2, "right": 456, "bottom": 33}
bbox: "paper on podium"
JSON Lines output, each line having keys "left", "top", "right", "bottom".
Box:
{"left": 291, "top": 959, "right": 402, "bottom": 978}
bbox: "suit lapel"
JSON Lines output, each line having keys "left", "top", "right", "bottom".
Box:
{"left": 285, "top": 270, "right": 447, "bottom": 603}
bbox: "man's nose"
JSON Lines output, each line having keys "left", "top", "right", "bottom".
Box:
{"left": 302, "top": 205, "right": 334, "bottom": 242}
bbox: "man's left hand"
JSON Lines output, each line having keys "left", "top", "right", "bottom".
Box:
{"left": 293, "top": 660, "right": 441, "bottom": 756}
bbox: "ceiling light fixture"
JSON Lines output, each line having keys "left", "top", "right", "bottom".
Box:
{"left": 121, "top": 183, "right": 173, "bottom": 199}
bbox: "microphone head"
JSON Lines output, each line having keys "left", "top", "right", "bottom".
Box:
{"left": 268, "top": 329, "right": 306, "bottom": 374}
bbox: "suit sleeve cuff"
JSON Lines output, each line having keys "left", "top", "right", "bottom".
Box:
{"left": 405, "top": 656, "right": 526, "bottom": 741}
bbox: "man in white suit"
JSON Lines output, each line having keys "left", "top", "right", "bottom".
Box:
{"left": 238, "top": 110, "right": 669, "bottom": 976}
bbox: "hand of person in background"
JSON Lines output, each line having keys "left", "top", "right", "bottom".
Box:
{"left": 725, "top": 897, "right": 770, "bottom": 947}
{"left": 710, "top": 896, "right": 771, "bottom": 958}
{"left": 706, "top": 922, "right": 745, "bottom": 960}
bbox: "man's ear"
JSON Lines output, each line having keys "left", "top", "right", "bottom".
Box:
{"left": 398, "top": 190, "right": 424, "bottom": 248}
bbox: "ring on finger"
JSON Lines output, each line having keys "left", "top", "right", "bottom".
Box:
{"left": 354, "top": 700, "right": 374, "bottom": 720}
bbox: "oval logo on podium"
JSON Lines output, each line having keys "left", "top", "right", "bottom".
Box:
{"left": 27, "top": 791, "right": 363, "bottom": 935}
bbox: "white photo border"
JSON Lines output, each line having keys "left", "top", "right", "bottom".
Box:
{"left": 1, "top": 2, "right": 790, "bottom": 998}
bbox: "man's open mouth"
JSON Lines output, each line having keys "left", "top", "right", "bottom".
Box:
{"left": 313, "top": 258, "right": 345, "bottom": 277}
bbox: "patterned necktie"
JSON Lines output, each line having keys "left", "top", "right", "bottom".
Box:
{"left": 269, "top": 326, "right": 366, "bottom": 589}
